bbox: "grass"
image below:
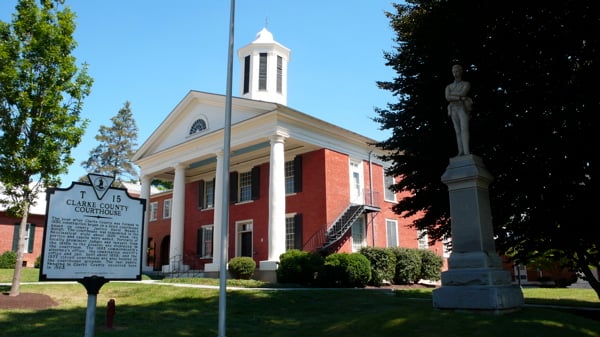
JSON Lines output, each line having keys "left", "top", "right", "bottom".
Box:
{"left": 1, "top": 268, "right": 599, "bottom": 337}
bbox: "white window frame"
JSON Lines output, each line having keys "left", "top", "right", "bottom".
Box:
{"left": 205, "top": 179, "right": 215, "bottom": 209}
{"left": 285, "top": 214, "right": 295, "bottom": 251}
{"left": 239, "top": 171, "right": 253, "bottom": 202}
{"left": 384, "top": 174, "right": 397, "bottom": 202}
{"left": 163, "top": 199, "right": 172, "bottom": 219}
{"left": 443, "top": 237, "right": 452, "bottom": 258}
{"left": 417, "top": 229, "right": 428, "bottom": 249}
{"left": 351, "top": 216, "right": 366, "bottom": 252}
{"left": 149, "top": 202, "right": 158, "bottom": 221}
{"left": 200, "top": 225, "right": 214, "bottom": 258}
{"left": 284, "top": 160, "right": 295, "bottom": 194}
{"left": 386, "top": 219, "right": 398, "bottom": 247}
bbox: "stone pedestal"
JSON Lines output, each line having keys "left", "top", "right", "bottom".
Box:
{"left": 432, "top": 155, "right": 523, "bottom": 312}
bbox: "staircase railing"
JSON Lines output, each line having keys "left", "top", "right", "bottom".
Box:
{"left": 302, "top": 189, "right": 382, "bottom": 254}
{"left": 321, "top": 204, "right": 365, "bottom": 253}
{"left": 302, "top": 204, "right": 366, "bottom": 254}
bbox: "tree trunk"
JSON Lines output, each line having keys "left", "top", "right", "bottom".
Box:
{"left": 580, "top": 264, "right": 600, "bottom": 300}
{"left": 9, "top": 201, "right": 30, "bottom": 297}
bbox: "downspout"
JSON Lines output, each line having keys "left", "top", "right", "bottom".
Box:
{"left": 368, "top": 150, "right": 375, "bottom": 246}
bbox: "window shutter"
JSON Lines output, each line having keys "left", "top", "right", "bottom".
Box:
{"left": 251, "top": 166, "right": 260, "bottom": 200}
{"left": 198, "top": 180, "right": 205, "bottom": 209}
{"left": 294, "top": 214, "right": 303, "bottom": 250}
{"left": 27, "top": 224, "right": 35, "bottom": 253}
{"left": 243, "top": 55, "right": 250, "bottom": 94}
{"left": 259, "top": 53, "right": 268, "bottom": 90}
{"left": 196, "top": 228, "right": 202, "bottom": 256}
{"left": 294, "top": 155, "right": 303, "bottom": 193}
{"left": 12, "top": 223, "right": 19, "bottom": 252}
{"left": 211, "top": 178, "right": 216, "bottom": 203}
{"left": 229, "top": 171, "right": 238, "bottom": 203}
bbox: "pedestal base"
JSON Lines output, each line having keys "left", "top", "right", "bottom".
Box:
{"left": 259, "top": 260, "right": 279, "bottom": 271}
{"left": 436, "top": 155, "right": 524, "bottom": 312}
{"left": 433, "top": 284, "right": 524, "bottom": 312}
{"left": 203, "top": 262, "right": 220, "bottom": 272}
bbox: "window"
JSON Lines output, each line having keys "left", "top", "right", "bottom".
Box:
{"left": 417, "top": 229, "right": 428, "bottom": 249}
{"left": 149, "top": 202, "right": 158, "bottom": 221}
{"left": 198, "top": 179, "right": 215, "bottom": 209}
{"left": 205, "top": 179, "right": 215, "bottom": 208}
{"left": 229, "top": 167, "right": 259, "bottom": 203}
{"left": 443, "top": 237, "right": 451, "bottom": 258}
{"left": 285, "top": 156, "right": 302, "bottom": 194}
{"left": 351, "top": 216, "right": 366, "bottom": 252}
{"left": 197, "top": 225, "right": 214, "bottom": 258}
{"left": 12, "top": 223, "right": 35, "bottom": 253}
{"left": 384, "top": 175, "right": 397, "bottom": 202}
{"left": 239, "top": 171, "right": 253, "bottom": 202}
{"left": 285, "top": 214, "right": 302, "bottom": 251}
{"left": 386, "top": 219, "right": 398, "bottom": 247}
{"left": 189, "top": 118, "right": 207, "bottom": 135}
{"left": 285, "top": 160, "right": 295, "bottom": 194}
{"left": 276, "top": 55, "right": 283, "bottom": 93}
{"left": 285, "top": 216, "right": 295, "bottom": 251}
{"left": 259, "top": 52, "right": 267, "bottom": 90}
{"left": 243, "top": 55, "right": 250, "bottom": 94}
{"left": 163, "top": 199, "right": 172, "bottom": 219}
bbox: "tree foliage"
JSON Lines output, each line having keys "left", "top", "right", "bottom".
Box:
{"left": 81, "top": 100, "right": 139, "bottom": 185}
{"left": 375, "top": 0, "right": 599, "bottom": 297}
{"left": 0, "top": 0, "right": 92, "bottom": 295}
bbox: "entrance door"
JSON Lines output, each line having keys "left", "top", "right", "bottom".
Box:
{"left": 241, "top": 232, "right": 253, "bottom": 257}
{"left": 349, "top": 160, "right": 364, "bottom": 204}
{"left": 237, "top": 221, "right": 253, "bottom": 257}
{"left": 160, "top": 235, "right": 170, "bottom": 268}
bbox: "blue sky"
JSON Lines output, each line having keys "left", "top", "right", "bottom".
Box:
{"left": 1, "top": 1, "right": 399, "bottom": 187}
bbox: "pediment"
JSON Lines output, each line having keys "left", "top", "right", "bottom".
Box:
{"left": 133, "top": 90, "right": 278, "bottom": 162}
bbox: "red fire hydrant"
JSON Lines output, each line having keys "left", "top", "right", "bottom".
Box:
{"left": 106, "top": 299, "right": 116, "bottom": 329}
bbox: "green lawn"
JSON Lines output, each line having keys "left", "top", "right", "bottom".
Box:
{"left": 1, "top": 269, "right": 599, "bottom": 337}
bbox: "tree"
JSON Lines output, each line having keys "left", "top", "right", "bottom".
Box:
{"left": 0, "top": 0, "right": 92, "bottom": 296}
{"left": 81, "top": 101, "right": 139, "bottom": 185}
{"left": 374, "top": 1, "right": 599, "bottom": 297}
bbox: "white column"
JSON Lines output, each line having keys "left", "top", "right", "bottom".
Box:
{"left": 169, "top": 163, "right": 186, "bottom": 271}
{"left": 140, "top": 174, "right": 152, "bottom": 271}
{"left": 205, "top": 150, "right": 224, "bottom": 272}
{"left": 261, "top": 132, "right": 287, "bottom": 270}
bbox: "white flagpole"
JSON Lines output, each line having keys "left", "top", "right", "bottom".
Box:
{"left": 217, "top": 0, "right": 235, "bottom": 336}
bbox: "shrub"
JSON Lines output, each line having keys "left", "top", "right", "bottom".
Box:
{"left": 277, "top": 249, "right": 323, "bottom": 286}
{"left": 323, "top": 253, "right": 371, "bottom": 288}
{"left": 417, "top": 249, "right": 443, "bottom": 282}
{"left": 390, "top": 247, "right": 421, "bottom": 284}
{"left": 0, "top": 251, "right": 17, "bottom": 269}
{"left": 34, "top": 256, "right": 41, "bottom": 268}
{"left": 228, "top": 256, "right": 256, "bottom": 280}
{"left": 359, "top": 247, "right": 396, "bottom": 286}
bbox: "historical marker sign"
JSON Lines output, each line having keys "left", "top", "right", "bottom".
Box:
{"left": 40, "top": 175, "right": 146, "bottom": 281}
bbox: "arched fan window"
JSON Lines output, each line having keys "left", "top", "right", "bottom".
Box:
{"left": 189, "top": 118, "right": 207, "bottom": 135}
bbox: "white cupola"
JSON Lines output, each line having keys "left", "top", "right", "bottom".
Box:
{"left": 237, "top": 28, "right": 291, "bottom": 105}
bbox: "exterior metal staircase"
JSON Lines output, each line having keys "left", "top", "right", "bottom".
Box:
{"left": 302, "top": 201, "right": 380, "bottom": 254}
{"left": 320, "top": 204, "right": 365, "bottom": 253}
